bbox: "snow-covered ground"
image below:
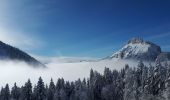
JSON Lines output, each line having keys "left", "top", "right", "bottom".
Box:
{"left": 0, "top": 58, "right": 140, "bottom": 87}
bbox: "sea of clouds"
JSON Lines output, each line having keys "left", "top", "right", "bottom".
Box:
{"left": 0, "top": 59, "right": 138, "bottom": 88}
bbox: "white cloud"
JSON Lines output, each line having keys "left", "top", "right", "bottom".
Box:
{"left": 32, "top": 54, "right": 98, "bottom": 64}
{"left": 0, "top": 59, "right": 140, "bottom": 87}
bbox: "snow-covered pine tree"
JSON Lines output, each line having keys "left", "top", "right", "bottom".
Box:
{"left": 89, "top": 71, "right": 103, "bottom": 100}
{"left": 36, "top": 77, "right": 46, "bottom": 100}
{"left": 54, "top": 78, "right": 66, "bottom": 100}
{"left": 103, "top": 67, "right": 113, "bottom": 85}
{"left": 64, "top": 81, "right": 72, "bottom": 100}
{"left": 0, "top": 84, "right": 10, "bottom": 100}
{"left": 115, "top": 72, "right": 124, "bottom": 100}
{"left": 47, "top": 78, "right": 56, "bottom": 100}
{"left": 75, "top": 78, "right": 88, "bottom": 100}
{"left": 136, "top": 61, "right": 144, "bottom": 88}
{"left": 56, "top": 78, "right": 65, "bottom": 91}
{"left": 69, "top": 82, "right": 75, "bottom": 100}
{"left": 11, "top": 83, "right": 20, "bottom": 100}
{"left": 144, "top": 63, "right": 154, "bottom": 94}
{"left": 143, "top": 60, "right": 166, "bottom": 100}
{"left": 23, "top": 79, "right": 32, "bottom": 100}
{"left": 32, "top": 85, "right": 37, "bottom": 100}
{"left": 53, "top": 89, "right": 60, "bottom": 100}
{"left": 166, "top": 76, "right": 170, "bottom": 100}
{"left": 90, "top": 69, "right": 94, "bottom": 84}
{"left": 165, "top": 63, "right": 170, "bottom": 100}
{"left": 74, "top": 79, "right": 82, "bottom": 100}
{"left": 101, "top": 84, "right": 114, "bottom": 100}
{"left": 59, "top": 88, "right": 66, "bottom": 100}
{"left": 124, "top": 65, "right": 135, "bottom": 100}
{"left": 152, "top": 60, "right": 162, "bottom": 95}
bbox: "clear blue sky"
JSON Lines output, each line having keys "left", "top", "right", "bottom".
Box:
{"left": 0, "top": 0, "right": 170, "bottom": 57}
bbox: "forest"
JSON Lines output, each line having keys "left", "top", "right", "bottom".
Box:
{"left": 0, "top": 61, "right": 170, "bottom": 100}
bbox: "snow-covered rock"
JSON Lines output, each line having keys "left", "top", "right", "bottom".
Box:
{"left": 108, "top": 38, "right": 161, "bottom": 61}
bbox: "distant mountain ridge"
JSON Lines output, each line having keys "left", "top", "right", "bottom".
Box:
{"left": 105, "top": 38, "right": 170, "bottom": 62}
{"left": 0, "top": 41, "right": 45, "bottom": 67}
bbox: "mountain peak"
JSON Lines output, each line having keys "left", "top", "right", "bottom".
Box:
{"left": 108, "top": 38, "right": 161, "bottom": 61}
{"left": 127, "top": 37, "right": 144, "bottom": 44}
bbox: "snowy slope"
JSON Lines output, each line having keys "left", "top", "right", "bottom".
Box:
{"left": 108, "top": 38, "right": 161, "bottom": 61}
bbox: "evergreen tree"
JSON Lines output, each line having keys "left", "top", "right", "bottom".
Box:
{"left": 53, "top": 90, "right": 60, "bottom": 100}
{"left": 1, "top": 84, "right": 10, "bottom": 100}
{"left": 32, "top": 85, "right": 38, "bottom": 100}
{"left": 136, "top": 61, "right": 144, "bottom": 88}
{"left": 64, "top": 81, "right": 71, "bottom": 100}
{"left": 90, "top": 69, "right": 94, "bottom": 83}
{"left": 74, "top": 79, "right": 88, "bottom": 100}
{"left": 53, "top": 88, "right": 66, "bottom": 100}
{"left": 166, "top": 76, "right": 170, "bottom": 100}
{"left": 165, "top": 64, "right": 170, "bottom": 100}
{"left": 124, "top": 66, "right": 135, "bottom": 100}
{"left": 56, "top": 78, "right": 65, "bottom": 91}
{"left": 90, "top": 71, "right": 103, "bottom": 100}
{"left": 59, "top": 88, "right": 66, "bottom": 100}
{"left": 153, "top": 61, "right": 162, "bottom": 95}
{"left": 36, "top": 77, "right": 46, "bottom": 100}
{"left": 23, "top": 79, "right": 32, "bottom": 100}
{"left": 103, "top": 67, "right": 113, "bottom": 85}
{"left": 11, "top": 83, "right": 20, "bottom": 100}
{"left": 69, "top": 82, "right": 75, "bottom": 100}
{"left": 47, "top": 78, "right": 55, "bottom": 100}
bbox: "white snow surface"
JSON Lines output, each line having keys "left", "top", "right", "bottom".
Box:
{"left": 111, "top": 43, "right": 150, "bottom": 57}
{"left": 110, "top": 41, "right": 161, "bottom": 61}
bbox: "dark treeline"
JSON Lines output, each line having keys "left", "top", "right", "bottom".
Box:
{"left": 0, "top": 61, "right": 170, "bottom": 100}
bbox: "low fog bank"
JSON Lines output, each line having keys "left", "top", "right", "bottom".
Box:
{"left": 0, "top": 59, "right": 139, "bottom": 87}
{"left": 33, "top": 55, "right": 98, "bottom": 64}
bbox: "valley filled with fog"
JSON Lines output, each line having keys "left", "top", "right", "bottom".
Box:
{"left": 0, "top": 59, "right": 139, "bottom": 87}
{"left": 0, "top": 38, "right": 167, "bottom": 88}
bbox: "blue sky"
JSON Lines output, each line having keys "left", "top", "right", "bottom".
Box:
{"left": 0, "top": 0, "right": 170, "bottom": 58}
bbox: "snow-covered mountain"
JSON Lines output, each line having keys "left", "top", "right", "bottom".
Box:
{"left": 0, "top": 41, "right": 45, "bottom": 67}
{"left": 105, "top": 38, "right": 169, "bottom": 62}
